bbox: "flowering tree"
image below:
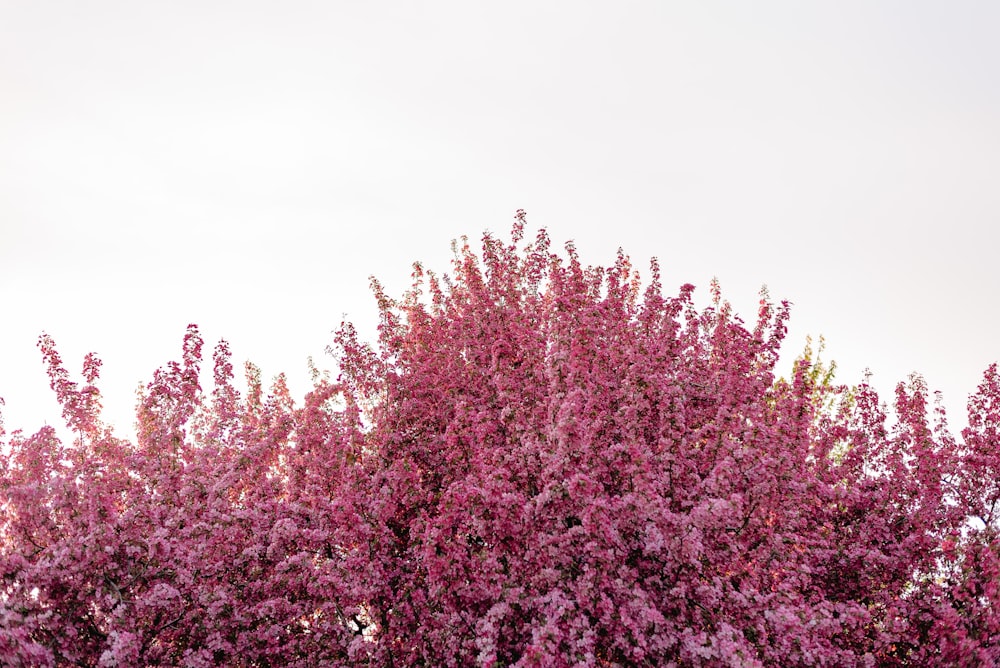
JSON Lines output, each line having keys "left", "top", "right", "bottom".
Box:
{"left": 1, "top": 211, "right": 998, "bottom": 666}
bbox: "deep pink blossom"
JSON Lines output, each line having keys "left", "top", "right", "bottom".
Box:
{"left": 2, "top": 212, "right": 998, "bottom": 665}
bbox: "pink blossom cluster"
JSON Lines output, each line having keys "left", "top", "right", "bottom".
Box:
{"left": 2, "top": 214, "right": 998, "bottom": 665}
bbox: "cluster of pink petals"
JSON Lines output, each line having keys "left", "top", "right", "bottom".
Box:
{"left": 2, "top": 213, "right": 998, "bottom": 665}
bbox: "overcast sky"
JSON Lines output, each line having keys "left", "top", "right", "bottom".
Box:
{"left": 2, "top": 1, "right": 998, "bottom": 442}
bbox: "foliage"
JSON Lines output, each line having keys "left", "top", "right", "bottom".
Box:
{"left": 2, "top": 211, "right": 998, "bottom": 666}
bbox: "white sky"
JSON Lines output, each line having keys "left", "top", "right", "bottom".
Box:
{"left": 1, "top": 1, "right": 998, "bottom": 441}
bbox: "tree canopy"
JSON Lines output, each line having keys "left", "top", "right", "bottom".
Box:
{"left": 2, "top": 212, "right": 998, "bottom": 666}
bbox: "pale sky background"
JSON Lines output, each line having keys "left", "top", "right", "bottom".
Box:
{"left": 1, "top": 1, "right": 998, "bottom": 443}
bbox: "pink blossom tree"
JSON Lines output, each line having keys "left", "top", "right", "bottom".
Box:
{"left": 2, "top": 212, "right": 998, "bottom": 665}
